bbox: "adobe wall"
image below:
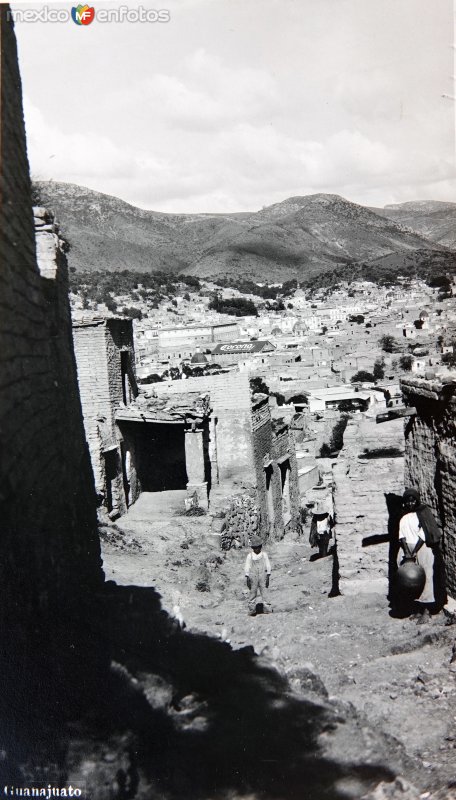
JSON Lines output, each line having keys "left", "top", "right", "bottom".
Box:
{"left": 252, "top": 399, "right": 300, "bottom": 540}
{"left": 332, "top": 415, "right": 405, "bottom": 595}
{"left": 106, "top": 318, "right": 137, "bottom": 407}
{"left": 154, "top": 373, "right": 256, "bottom": 484}
{"left": 73, "top": 323, "right": 113, "bottom": 489}
{"left": 401, "top": 375, "right": 456, "bottom": 597}
{"left": 0, "top": 5, "right": 103, "bottom": 698}
{"left": 273, "top": 424, "right": 300, "bottom": 534}
{"left": 72, "top": 318, "right": 139, "bottom": 515}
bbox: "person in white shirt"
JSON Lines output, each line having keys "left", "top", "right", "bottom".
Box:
{"left": 244, "top": 535, "right": 272, "bottom": 616}
{"left": 397, "top": 487, "right": 446, "bottom": 612}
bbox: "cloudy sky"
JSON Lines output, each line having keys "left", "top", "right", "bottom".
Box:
{"left": 15, "top": 0, "right": 456, "bottom": 212}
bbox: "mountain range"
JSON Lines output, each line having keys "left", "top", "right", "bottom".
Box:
{"left": 371, "top": 201, "right": 456, "bottom": 250}
{"left": 33, "top": 181, "right": 456, "bottom": 283}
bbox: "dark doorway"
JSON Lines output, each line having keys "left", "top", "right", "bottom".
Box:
{"left": 122, "top": 422, "right": 188, "bottom": 492}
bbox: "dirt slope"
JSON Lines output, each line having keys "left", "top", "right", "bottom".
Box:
{"left": 96, "top": 492, "right": 456, "bottom": 799}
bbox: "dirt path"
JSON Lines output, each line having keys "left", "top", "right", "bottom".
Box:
{"left": 100, "top": 492, "right": 456, "bottom": 796}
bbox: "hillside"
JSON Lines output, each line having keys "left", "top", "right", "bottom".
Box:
{"left": 34, "top": 181, "right": 450, "bottom": 283}
{"left": 372, "top": 200, "right": 456, "bottom": 250}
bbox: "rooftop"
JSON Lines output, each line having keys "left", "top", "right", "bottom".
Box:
{"left": 115, "top": 391, "right": 211, "bottom": 425}
{"left": 72, "top": 312, "right": 131, "bottom": 328}
{"left": 212, "top": 340, "right": 275, "bottom": 354}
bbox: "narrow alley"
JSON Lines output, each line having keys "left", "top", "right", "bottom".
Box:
{"left": 100, "top": 491, "right": 456, "bottom": 798}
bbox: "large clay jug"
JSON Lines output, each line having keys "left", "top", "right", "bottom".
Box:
{"left": 396, "top": 559, "right": 426, "bottom": 599}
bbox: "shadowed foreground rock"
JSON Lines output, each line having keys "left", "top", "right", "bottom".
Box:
{"left": 15, "top": 581, "right": 413, "bottom": 800}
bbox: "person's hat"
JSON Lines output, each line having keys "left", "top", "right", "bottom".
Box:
{"left": 249, "top": 535, "right": 263, "bottom": 547}
{"left": 403, "top": 488, "right": 420, "bottom": 502}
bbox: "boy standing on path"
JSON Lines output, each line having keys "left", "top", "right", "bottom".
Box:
{"left": 245, "top": 535, "right": 272, "bottom": 616}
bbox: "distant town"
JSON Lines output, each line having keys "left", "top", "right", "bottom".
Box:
{"left": 71, "top": 269, "right": 456, "bottom": 395}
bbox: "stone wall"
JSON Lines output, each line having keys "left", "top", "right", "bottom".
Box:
{"left": 401, "top": 375, "right": 456, "bottom": 597}
{"left": 0, "top": 5, "right": 104, "bottom": 702}
{"left": 333, "top": 416, "right": 405, "bottom": 595}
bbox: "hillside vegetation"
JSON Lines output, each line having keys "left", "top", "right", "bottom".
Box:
{"left": 372, "top": 200, "right": 456, "bottom": 249}
{"left": 34, "top": 181, "right": 454, "bottom": 285}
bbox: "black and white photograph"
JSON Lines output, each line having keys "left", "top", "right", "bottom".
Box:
{"left": 1, "top": 1, "right": 456, "bottom": 797}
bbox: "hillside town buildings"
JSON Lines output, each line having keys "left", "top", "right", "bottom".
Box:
{"left": 67, "top": 254, "right": 456, "bottom": 591}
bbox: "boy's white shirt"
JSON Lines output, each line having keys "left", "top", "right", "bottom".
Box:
{"left": 245, "top": 551, "right": 271, "bottom": 576}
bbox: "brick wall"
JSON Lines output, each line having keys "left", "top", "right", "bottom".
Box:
{"left": 0, "top": 5, "right": 103, "bottom": 701}
{"left": 401, "top": 376, "right": 456, "bottom": 597}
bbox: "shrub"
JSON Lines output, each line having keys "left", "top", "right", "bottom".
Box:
{"left": 373, "top": 358, "right": 385, "bottom": 380}
{"left": 351, "top": 370, "right": 375, "bottom": 383}
{"left": 105, "top": 295, "right": 117, "bottom": 313}
{"left": 330, "top": 416, "right": 348, "bottom": 450}
{"left": 442, "top": 351, "right": 456, "bottom": 367}
{"left": 399, "top": 355, "right": 413, "bottom": 371}
{"left": 209, "top": 295, "right": 258, "bottom": 316}
{"left": 122, "top": 306, "right": 142, "bottom": 320}
{"left": 250, "top": 376, "right": 269, "bottom": 395}
{"left": 270, "top": 392, "right": 286, "bottom": 406}
{"left": 180, "top": 275, "right": 201, "bottom": 289}
{"left": 379, "top": 334, "right": 400, "bottom": 353}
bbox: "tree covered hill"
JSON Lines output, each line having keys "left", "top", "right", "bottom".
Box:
{"left": 34, "top": 181, "right": 453, "bottom": 284}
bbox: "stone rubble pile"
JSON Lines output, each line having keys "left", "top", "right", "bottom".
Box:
{"left": 210, "top": 486, "right": 261, "bottom": 550}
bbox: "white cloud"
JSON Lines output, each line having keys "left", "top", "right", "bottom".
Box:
{"left": 19, "top": 0, "right": 456, "bottom": 214}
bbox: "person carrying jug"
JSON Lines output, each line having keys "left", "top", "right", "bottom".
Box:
{"left": 398, "top": 488, "right": 446, "bottom": 615}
